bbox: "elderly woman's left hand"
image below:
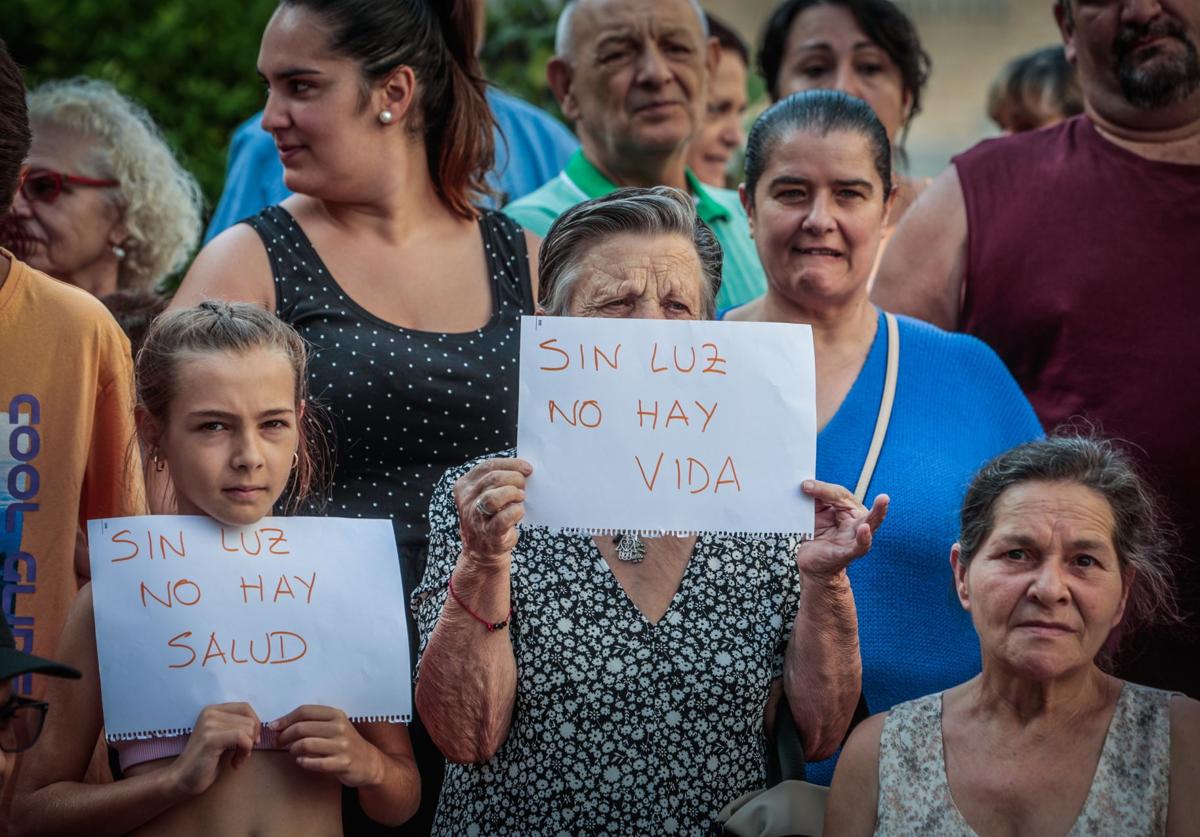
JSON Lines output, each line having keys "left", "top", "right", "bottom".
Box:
{"left": 795, "top": 480, "right": 889, "bottom": 580}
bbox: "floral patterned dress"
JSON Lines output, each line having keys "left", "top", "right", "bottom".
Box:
{"left": 876, "top": 682, "right": 1175, "bottom": 835}
{"left": 413, "top": 451, "right": 803, "bottom": 836}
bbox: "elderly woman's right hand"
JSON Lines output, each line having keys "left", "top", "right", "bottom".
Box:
{"left": 454, "top": 458, "right": 533, "bottom": 564}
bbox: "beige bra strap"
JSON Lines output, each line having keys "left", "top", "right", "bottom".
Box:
{"left": 854, "top": 312, "right": 899, "bottom": 504}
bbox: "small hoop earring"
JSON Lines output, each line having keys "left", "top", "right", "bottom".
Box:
{"left": 292, "top": 451, "right": 300, "bottom": 469}
{"left": 378, "top": 110, "right": 394, "bottom": 125}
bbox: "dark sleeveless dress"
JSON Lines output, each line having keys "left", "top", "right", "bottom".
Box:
{"left": 244, "top": 205, "right": 533, "bottom": 836}
{"left": 245, "top": 206, "right": 533, "bottom": 594}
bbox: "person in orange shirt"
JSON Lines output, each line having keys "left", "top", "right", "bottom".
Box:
{"left": 0, "top": 37, "right": 144, "bottom": 815}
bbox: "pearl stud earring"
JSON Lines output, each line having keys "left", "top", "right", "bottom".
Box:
{"left": 378, "top": 109, "right": 394, "bottom": 125}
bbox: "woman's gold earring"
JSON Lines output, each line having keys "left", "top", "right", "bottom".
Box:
{"left": 292, "top": 451, "right": 300, "bottom": 469}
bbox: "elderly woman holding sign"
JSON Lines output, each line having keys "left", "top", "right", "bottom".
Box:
{"left": 413, "top": 187, "right": 888, "bottom": 835}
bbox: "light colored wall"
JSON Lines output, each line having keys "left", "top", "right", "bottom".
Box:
{"left": 704, "top": 0, "right": 1063, "bottom": 176}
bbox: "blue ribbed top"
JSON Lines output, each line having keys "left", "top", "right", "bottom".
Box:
{"left": 806, "top": 310, "right": 1042, "bottom": 783}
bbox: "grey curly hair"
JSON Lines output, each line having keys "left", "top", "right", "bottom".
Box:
{"left": 27, "top": 78, "right": 203, "bottom": 290}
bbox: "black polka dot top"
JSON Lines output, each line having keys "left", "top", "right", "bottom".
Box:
{"left": 245, "top": 206, "right": 532, "bottom": 555}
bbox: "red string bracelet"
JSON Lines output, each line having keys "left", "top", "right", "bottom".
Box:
{"left": 447, "top": 574, "right": 512, "bottom": 633}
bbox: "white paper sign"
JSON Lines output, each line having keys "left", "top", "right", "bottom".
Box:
{"left": 86, "top": 516, "right": 411, "bottom": 740}
{"left": 517, "top": 316, "right": 816, "bottom": 537}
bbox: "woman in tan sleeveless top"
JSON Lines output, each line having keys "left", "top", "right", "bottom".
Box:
{"left": 825, "top": 436, "right": 1200, "bottom": 836}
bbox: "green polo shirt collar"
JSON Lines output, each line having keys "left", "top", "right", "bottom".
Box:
{"left": 562, "top": 150, "right": 730, "bottom": 224}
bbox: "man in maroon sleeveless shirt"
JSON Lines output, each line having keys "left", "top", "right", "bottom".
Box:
{"left": 874, "top": 0, "right": 1200, "bottom": 698}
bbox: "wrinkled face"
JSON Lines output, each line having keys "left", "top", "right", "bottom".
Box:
{"left": 1061, "top": 0, "right": 1200, "bottom": 112}
{"left": 742, "top": 129, "right": 889, "bottom": 305}
{"left": 565, "top": 232, "right": 705, "bottom": 320}
{"left": 258, "top": 6, "right": 387, "bottom": 200}
{"left": 775, "top": 4, "right": 910, "bottom": 143}
{"left": 953, "top": 481, "right": 1129, "bottom": 681}
{"left": 152, "top": 347, "right": 300, "bottom": 527}
{"left": 4, "top": 125, "right": 124, "bottom": 287}
{"left": 687, "top": 49, "right": 749, "bottom": 187}
{"left": 559, "top": 0, "right": 716, "bottom": 159}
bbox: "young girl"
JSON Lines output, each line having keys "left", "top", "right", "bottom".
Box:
{"left": 12, "top": 301, "right": 419, "bottom": 836}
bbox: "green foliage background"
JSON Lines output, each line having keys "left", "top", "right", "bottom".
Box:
{"left": 480, "top": 0, "right": 564, "bottom": 117}
{"left": 4, "top": 0, "right": 565, "bottom": 218}
{"left": 5, "top": 0, "right": 279, "bottom": 214}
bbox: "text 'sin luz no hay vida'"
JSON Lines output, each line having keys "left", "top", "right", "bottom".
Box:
{"left": 517, "top": 316, "right": 817, "bottom": 537}
{"left": 537, "top": 336, "right": 742, "bottom": 494}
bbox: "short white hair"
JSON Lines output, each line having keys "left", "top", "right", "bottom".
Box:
{"left": 554, "top": 0, "right": 709, "bottom": 58}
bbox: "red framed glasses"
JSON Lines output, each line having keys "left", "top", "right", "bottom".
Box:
{"left": 19, "top": 168, "right": 119, "bottom": 205}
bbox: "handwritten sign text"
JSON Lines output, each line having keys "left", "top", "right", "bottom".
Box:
{"left": 517, "top": 317, "right": 816, "bottom": 536}
{"left": 87, "top": 516, "right": 411, "bottom": 740}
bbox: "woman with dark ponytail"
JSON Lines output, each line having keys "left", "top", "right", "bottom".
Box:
{"left": 175, "top": 0, "right": 538, "bottom": 830}
{"left": 426, "top": 0, "right": 496, "bottom": 217}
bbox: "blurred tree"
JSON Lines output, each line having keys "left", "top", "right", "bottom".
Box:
{"left": 4, "top": 0, "right": 565, "bottom": 214}
{"left": 480, "top": 0, "right": 565, "bottom": 118}
{"left": 7, "top": 0, "right": 769, "bottom": 222}
{"left": 5, "top": 0, "right": 277, "bottom": 212}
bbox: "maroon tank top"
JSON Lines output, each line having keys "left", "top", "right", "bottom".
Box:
{"left": 954, "top": 115, "right": 1200, "bottom": 697}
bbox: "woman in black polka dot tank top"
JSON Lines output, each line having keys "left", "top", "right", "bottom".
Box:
{"left": 174, "top": 1, "right": 537, "bottom": 832}
{"left": 177, "top": 0, "right": 537, "bottom": 592}
{"left": 242, "top": 205, "right": 531, "bottom": 596}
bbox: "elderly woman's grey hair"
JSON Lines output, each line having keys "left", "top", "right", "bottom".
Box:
{"left": 27, "top": 78, "right": 204, "bottom": 290}
{"left": 958, "top": 434, "right": 1182, "bottom": 637}
{"left": 538, "top": 186, "right": 724, "bottom": 320}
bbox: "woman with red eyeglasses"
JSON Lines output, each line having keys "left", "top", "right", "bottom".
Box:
{"left": 1, "top": 77, "right": 202, "bottom": 299}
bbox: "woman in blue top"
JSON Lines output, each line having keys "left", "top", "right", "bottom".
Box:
{"left": 725, "top": 90, "right": 1041, "bottom": 783}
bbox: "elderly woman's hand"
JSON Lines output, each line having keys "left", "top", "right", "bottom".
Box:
{"left": 795, "top": 480, "right": 889, "bottom": 580}
{"left": 454, "top": 458, "right": 533, "bottom": 565}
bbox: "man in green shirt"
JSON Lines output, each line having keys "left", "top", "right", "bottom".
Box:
{"left": 503, "top": 0, "right": 766, "bottom": 311}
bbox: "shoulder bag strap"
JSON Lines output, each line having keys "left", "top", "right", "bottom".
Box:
{"left": 853, "top": 311, "right": 899, "bottom": 504}
{"left": 769, "top": 691, "right": 807, "bottom": 786}
{"left": 769, "top": 691, "right": 872, "bottom": 785}
{"left": 768, "top": 313, "right": 896, "bottom": 786}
